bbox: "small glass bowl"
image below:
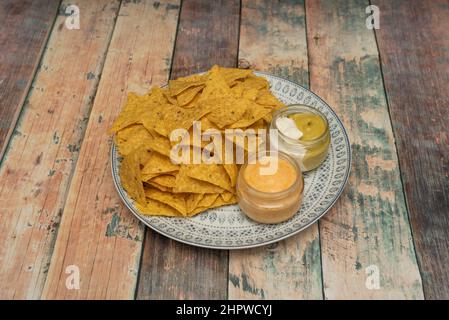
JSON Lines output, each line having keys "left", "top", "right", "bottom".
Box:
{"left": 236, "top": 151, "right": 304, "bottom": 224}
{"left": 269, "top": 104, "right": 331, "bottom": 172}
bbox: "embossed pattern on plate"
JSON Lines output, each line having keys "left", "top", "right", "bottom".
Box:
{"left": 111, "top": 72, "right": 351, "bottom": 249}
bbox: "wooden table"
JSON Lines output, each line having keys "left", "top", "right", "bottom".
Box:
{"left": 0, "top": 0, "right": 448, "bottom": 300}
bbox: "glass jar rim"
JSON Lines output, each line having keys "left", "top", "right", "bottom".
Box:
{"left": 271, "top": 104, "right": 329, "bottom": 145}
{"left": 237, "top": 151, "right": 304, "bottom": 198}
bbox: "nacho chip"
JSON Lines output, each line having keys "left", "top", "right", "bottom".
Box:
{"left": 186, "top": 193, "right": 204, "bottom": 213}
{"left": 187, "top": 193, "right": 237, "bottom": 216}
{"left": 205, "top": 97, "right": 247, "bottom": 129}
{"left": 229, "top": 102, "right": 272, "bottom": 129}
{"left": 151, "top": 174, "right": 176, "bottom": 188}
{"left": 199, "top": 66, "right": 232, "bottom": 101}
{"left": 173, "top": 165, "right": 225, "bottom": 194}
{"left": 197, "top": 193, "right": 219, "bottom": 208}
{"left": 109, "top": 88, "right": 170, "bottom": 134}
{"left": 115, "top": 125, "right": 152, "bottom": 156}
{"left": 257, "top": 89, "right": 285, "bottom": 109}
{"left": 141, "top": 152, "right": 179, "bottom": 177}
{"left": 143, "top": 103, "right": 212, "bottom": 137}
{"left": 120, "top": 149, "right": 146, "bottom": 206}
{"left": 242, "top": 75, "right": 270, "bottom": 90}
{"left": 176, "top": 85, "right": 204, "bottom": 107}
{"left": 223, "top": 163, "right": 238, "bottom": 187}
{"left": 220, "top": 192, "right": 234, "bottom": 202}
{"left": 145, "top": 187, "right": 187, "bottom": 216}
{"left": 146, "top": 129, "right": 172, "bottom": 156}
{"left": 219, "top": 67, "right": 252, "bottom": 85}
{"left": 168, "top": 74, "right": 207, "bottom": 96}
{"left": 136, "top": 198, "right": 181, "bottom": 217}
{"left": 146, "top": 181, "right": 172, "bottom": 192}
{"left": 184, "top": 163, "right": 232, "bottom": 191}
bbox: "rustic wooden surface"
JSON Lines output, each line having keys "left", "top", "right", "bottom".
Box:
{"left": 0, "top": 0, "right": 60, "bottom": 160}
{"left": 0, "top": 0, "right": 448, "bottom": 299}
{"left": 42, "top": 0, "right": 180, "bottom": 299}
{"left": 0, "top": 0, "right": 120, "bottom": 299}
{"left": 306, "top": 0, "right": 423, "bottom": 299}
{"left": 136, "top": 0, "right": 239, "bottom": 300}
{"left": 373, "top": 0, "right": 449, "bottom": 299}
{"left": 228, "top": 0, "right": 323, "bottom": 300}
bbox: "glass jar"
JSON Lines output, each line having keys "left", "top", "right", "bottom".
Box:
{"left": 269, "top": 105, "right": 331, "bottom": 172}
{"left": 236, "top": 151, "right": 304, "bottom": 224}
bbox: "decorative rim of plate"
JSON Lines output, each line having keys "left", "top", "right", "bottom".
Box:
{"left": 110, "top": 71, "right": 352, "bottom": 250}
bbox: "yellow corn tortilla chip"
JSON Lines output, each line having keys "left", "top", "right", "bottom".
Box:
{"left": 205, "top": 97, "right": 248, "bottom": 129}
{"left": 242, "top": 75, "right": 270, "bottom": 90}
{"left": 146, "top": 129, "right": 172, "bottom": 156}
{"left": 223, "top": 163, "right": 238, "bottom": 187}
{"left": 146, "top": 181, "right": 172, "bottom": 192}
{"left": 142, "top": 103, "right": 212, "bottom": 137}
{"left": 120, "top": 149, "right": 146, "bottom": 206}
{"left": 186, "top": 193, "right": 204, "bottom": 213}
{"left": 176, "top": 85, "right": 204, "bottom": 107}
{"left": 182, "top": 92, "right": 202, "bottom": 109}
{"left": 142, "top": 152, "right": 179, "bottom": 176}
{"left": 242, "top": 88, "right": 259, "bottom": 101}
{"left": 187, "top": 193, "right": 237, "bottom": 216}
{"left": 145, "top": 187, "right": 187, "bottom": 216}
{"left": 229, "top": 102, "right": 272, "bottom": 129}
{"left": 115, "top": 125, "right": 152, "bottom": 156}
{"left": 256, "top": 89, "right": 285, "bottom": 109}
{"left": 109, "top": 88, "right": 170, "bottom": 134}
{"left": 199, "top": 116, "right": 220, "bottom": 131}
{"left": 136, "top": 198, "right": 182, "bottom": 217}
{"left": 163, "top": 91, "right": 178, "bottom": 106}
{"left": 168, "top": 74, "right": 207, "bottom": 96}
{"left": 184, "top": 163, "right": 232, "bottom": 191}
{"left": 151, "top": 174, "right": 176, "bottom": 188}
{"left": 197, "top": 193, "right": 219, "bottom": 208}
{"left": 199, "top": 66, "right": 232, "bottom": 101}
{"left": 173, "top": 166, "right": 225, "bottom": 193}
{"left": 219, "top": 67, "right": 252, "bottom": 85}
{"left": 136, "top": 149, "right": 152, "bottom": 166}
{"left": 220, "top": 192, "right": 234, "bottom": 202}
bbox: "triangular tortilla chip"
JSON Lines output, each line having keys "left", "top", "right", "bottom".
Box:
{"left": 120, "top": 149, "right": 146, "bottom": 206}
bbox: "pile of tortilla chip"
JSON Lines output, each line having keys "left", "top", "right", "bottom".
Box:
{"left": 110, "top": 65, "right": 285, "bottom": 217}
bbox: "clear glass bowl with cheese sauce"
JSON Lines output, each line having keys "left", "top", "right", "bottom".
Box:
{"left": 236, "top": 151, "right": 304, "bottom": 224}
{"left": 269, "top": 105, "right": 331, "bottom": 172}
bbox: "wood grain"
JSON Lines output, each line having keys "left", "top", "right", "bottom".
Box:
{"left": 0, "top": 0, "right": 120, "bottom": 299}
{"left": 0, "top": 0, "right": 60, "bottom": 160}
{"left": 136, "top": 0, "right": 240, "bottom": 300}
{"left": 306, "top": 0, "right": 423, "bottom": 299}
{"left": 373, "top": 0, "right": 449, "bottom": 299}
{"left": 42, "top": 0, "right": 180, "bottom": 299}
{"left": 228, "top": 0, "right": 323, "bottom": 300}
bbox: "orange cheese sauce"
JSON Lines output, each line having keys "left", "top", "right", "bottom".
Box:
{"left": 243, "top": 156, "right": 296, "bottom": 193}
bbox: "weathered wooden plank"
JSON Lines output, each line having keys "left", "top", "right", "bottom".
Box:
{"left": 373, "top": 0, "right": 449, "bottom": 299}
{"left": 306, "top": 0, "right": 423, "bottom": 299}
{"left": 0, "top": 0, "right": 120, "bottom": 300}
{"left": 0, "top": 0, "right": 60, "bottom": 160}
{"left": 42, "top": 0, "right": 180, "bottom": 299}
{"left": 228, "top": 0, "right": 323, "bottom": 300}
{"left": 136, "top": 0, "right": 240, "bottom": 300}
